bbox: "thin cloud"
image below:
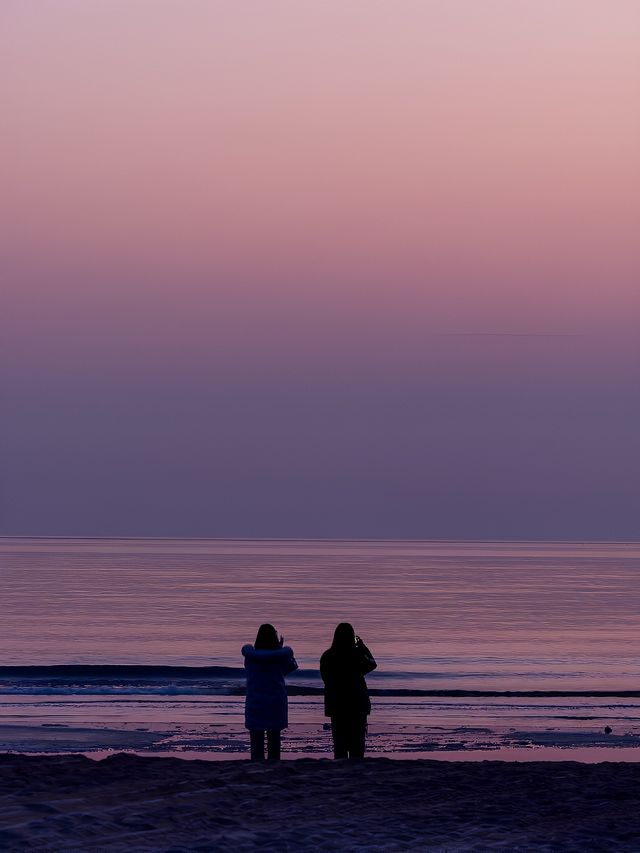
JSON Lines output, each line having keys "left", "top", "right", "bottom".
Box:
{"left": 433, "top": 333, "right": 585, "bottom": 338}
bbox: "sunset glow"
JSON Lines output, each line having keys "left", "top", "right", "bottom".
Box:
{"left": 2, "top": 1, "right": 639, "bottom": 537}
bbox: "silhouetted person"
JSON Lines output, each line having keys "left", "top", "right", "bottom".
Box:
{"left": 242, "top": 624, "right": 297, "bottom": 761}
{"left": 320, "top": 622, "right": 377, "bottom": 759}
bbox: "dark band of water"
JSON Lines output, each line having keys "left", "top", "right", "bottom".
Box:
{"left": 2, "top": 666, "right": 640, "bottom": 698}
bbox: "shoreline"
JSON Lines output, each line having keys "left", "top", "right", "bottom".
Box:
{"left": 2, "top": 753, "right": 640, "bottom": 850}
{"left": 13, "top": 746, "right": 640, "bottom": 764}
{"left": 3, "top": 720, "right": 640, "bottom": 762}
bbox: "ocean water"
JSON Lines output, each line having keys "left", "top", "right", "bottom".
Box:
{"left": 2, "top": 538, "right": 640, "bottom": 759}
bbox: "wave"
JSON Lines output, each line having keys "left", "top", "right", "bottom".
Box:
{"left": 0, "top": 664, "right": 452, "bottom": 690}
{"left": 1, "top": 666, "right": 640, "bottom": 698}
{"left": 0, "top": 665, "right": 439, "bottom": 681}
{"left": 3, "top": 687, "right": 640, "bottom": 699}
{"left": 0, "top": 665, "right": 247, "bottom": 680}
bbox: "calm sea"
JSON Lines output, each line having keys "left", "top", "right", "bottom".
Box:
{"left": 2, "top": 538, "right": 640, "bottom": 759}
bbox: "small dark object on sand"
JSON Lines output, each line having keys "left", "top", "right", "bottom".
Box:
{"left": 604, "top": 726, "right": 612, "bottom": 735}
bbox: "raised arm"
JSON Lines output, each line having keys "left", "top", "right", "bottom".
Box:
{"left": 357, "top": 641, "right": 377, "bottom": 674}
{"left": 281, "top": 646, "right": 298, "bottom": 675}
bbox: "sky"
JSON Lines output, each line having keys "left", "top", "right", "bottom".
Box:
{"left": 2, "top": 0, "right": 639, "bottom": 539}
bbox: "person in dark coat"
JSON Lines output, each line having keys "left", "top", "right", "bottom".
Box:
{"left": 242, "top": 623, "right": 298, "bottom": 760}
{"left": 320, "top": 622, "right": 377, "bottom": 759}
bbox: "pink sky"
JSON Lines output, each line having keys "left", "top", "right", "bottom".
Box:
{"left": 2, "top": 1, "right": 639, "bottom": 537}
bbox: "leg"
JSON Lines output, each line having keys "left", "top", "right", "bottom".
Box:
{"left": 266, "top": 729, "right": 281, "bottom": 760}
{"left": 250, "top": 729, "right": 265, "bottom": 761}
{"left": 330, "top": 717, "right": 349, "bottom": 759}
{"left": 348, "top": 718, "right": 367, "bottom": 759}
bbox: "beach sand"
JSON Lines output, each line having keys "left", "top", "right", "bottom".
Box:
{"left": 2, "top": 754, "right": 640, "bottom": 851}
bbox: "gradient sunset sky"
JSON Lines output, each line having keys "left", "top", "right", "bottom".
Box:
{"left": 2, "top": 1, "right": 639, "bottom": 538}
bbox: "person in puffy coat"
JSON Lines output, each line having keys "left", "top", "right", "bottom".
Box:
{"left": 242, "top": 623, "right": 298, "bottom": 760}
{"left": 320, "top": 622, "right": 377, "bottom": 759}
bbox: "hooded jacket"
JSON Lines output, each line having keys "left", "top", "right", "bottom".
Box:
{"left": 242, "top": 644, "right": 298, "bottom": 731}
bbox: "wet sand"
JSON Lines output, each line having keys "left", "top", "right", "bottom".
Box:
{"left": 2, "top": 753, "right": 640, "bottom": 851}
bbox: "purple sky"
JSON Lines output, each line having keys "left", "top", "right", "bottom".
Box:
{"left": 2, "top": 1, "right": 639, "bottom": 538}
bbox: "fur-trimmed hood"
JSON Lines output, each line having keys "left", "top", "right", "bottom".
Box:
{"left": 242, "top": 644, "right": 296, "bottom": 659}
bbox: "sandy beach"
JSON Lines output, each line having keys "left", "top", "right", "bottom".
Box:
{"left": 2, "top": 754, "right": 639, "bottom": 851}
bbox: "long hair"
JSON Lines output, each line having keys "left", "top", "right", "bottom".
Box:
{"left": 254, "top": 623, "right": 280, "bottom": 650}
{"left": 331, "top": 622, "right": 356, "bottom": 651}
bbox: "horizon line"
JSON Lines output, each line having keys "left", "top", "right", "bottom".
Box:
{"left": 1, "top": 535, "right": 639, "bottom": 545}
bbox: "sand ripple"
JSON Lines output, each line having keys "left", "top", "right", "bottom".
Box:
{"left": 1, "top": 754, "right": 640, "bottom": 851}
